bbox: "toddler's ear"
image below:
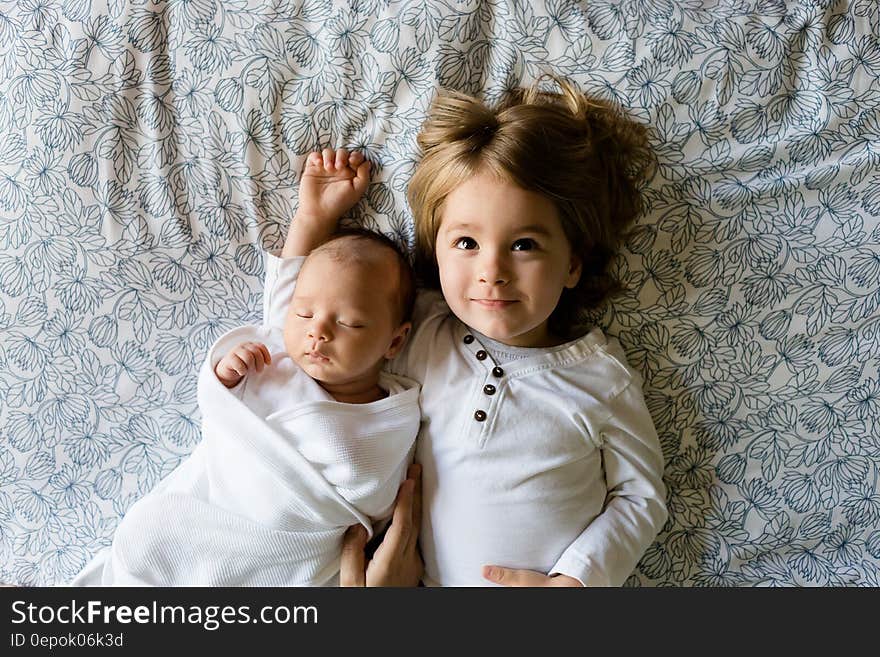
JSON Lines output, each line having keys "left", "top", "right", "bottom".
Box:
{"left": 385, "top": 322, "right": 412, "bottom": 359}
{"left": 565, "top": 255, "right": 582, "bottom": 289}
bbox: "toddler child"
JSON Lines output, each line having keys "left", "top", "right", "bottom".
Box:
{"left": 330, "top": 76, "right": 669, "bottom": 586}
{"left": 72, "top": 151, "right": 420, "bottom": 586}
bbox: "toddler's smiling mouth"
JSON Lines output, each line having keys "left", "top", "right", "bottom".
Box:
{"left": 472, "top": 298, "right": 518, "bottom": 308}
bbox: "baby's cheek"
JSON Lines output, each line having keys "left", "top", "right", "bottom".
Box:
{"left": 281, "top": 321, "right": 300, "bottom": 358}
{"left": 356, "top": 330, "right": 384, "bottom": 355}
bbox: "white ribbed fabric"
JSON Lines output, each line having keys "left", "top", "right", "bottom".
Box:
{"left": 71, "top": 324, "right": 420, "bottom": 586}
{"left": 472, "top": 329, "right": 575, "bottom": 363}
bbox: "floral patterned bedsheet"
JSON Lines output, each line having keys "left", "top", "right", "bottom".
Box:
{"left": 1, "top": 0, "right": 879, "bottom": 586}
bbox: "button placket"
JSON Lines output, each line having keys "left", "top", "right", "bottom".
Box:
{"left": 474, "top": 374, "right": 501, "bottom": 424}
{"left": 478, "top": 367, "right": 503, "bottom": 425}
{"left": 460, "top": 331, "right": 504, "bottom": 429}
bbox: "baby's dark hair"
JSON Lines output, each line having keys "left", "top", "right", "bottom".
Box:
{"left": 408, "top": 74, "right": 655, "bottom": 337}
{"left": 307, "top": 227, "right": 416, "bottom": 325}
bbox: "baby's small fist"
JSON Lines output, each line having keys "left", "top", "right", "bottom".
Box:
{"left": 215, "top": 342, "right": 272, "bottom": 388}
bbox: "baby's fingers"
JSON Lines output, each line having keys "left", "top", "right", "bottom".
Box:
{"left": 251, "top": 343, "right": 271, "bottom": 371}
{"left": 220, "top": 353, "right": 248, "bottom": 378}
{"left": 231, "top": 343, "right": 261, "bottom": 372}
{"left": 321, "top": 147, "right": 335, "bottom": 171}
{"left": 352, "top": 159, "right": 371, "bottom": 193}
{"left": 305, "top": 151, "right": 322, "bottom": 170}
{"left": 334, "top": 148, "right": 349, "bottom": 171}
{"left": 243, "top": 343, "right": 271, "bottom": 372}
{"left": 234, "top": 346, "right": 257, "bottom": 372}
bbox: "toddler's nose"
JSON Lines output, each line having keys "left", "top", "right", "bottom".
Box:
{"left": 478, "top": 252, "right": 510, "bottom": 285}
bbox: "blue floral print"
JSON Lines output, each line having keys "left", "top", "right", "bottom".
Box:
{"left": 0, "top": 0, "right": 878, "bottom": 586}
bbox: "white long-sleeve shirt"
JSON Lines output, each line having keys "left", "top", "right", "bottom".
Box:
{"left": 267, "top": 252, "right": 667, "bottom": 587}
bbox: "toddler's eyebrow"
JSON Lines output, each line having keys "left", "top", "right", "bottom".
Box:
{"left": 443, "top": 222, "right": 552, "bottom": 237}
{"left": 442, "top": 221, "right": 478, "bottom": 233}
{"left": 513, "top": 224, "right": 552, "bottom": 237}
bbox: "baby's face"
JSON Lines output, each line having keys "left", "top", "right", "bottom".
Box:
{"left": 435, "top": 171, "right": 582, "bottom": 347}
{"left": 284, "top": 251, "right": 404, "bottom": 390}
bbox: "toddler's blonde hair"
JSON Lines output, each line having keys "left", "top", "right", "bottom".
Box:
{"left": 407, "top": 74, "right": 654, "bottom": 336}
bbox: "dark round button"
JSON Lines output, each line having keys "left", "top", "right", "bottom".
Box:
{"left": 483, "top": 384, "right": 496, "bottom": 395}
{"left": 474, "top": 410, "right": 487, "bottom": 422}
{"left": 475, "top": 350, "right": 487, "bottom": 361}
{"left": 492, "top": 366, "right": 504, "bottom": 377}
{"left": 463, "top": 334, "right": 474, "bottom": 344}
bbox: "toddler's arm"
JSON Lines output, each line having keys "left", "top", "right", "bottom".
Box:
{"left": 215, "top": 341, "right": 272, "bottom": 388}
{"left": 282, "top": 148, "right": 371, "bottom": 258}
{"left": 550, "top": 379, "right": 668, "bottom": 586}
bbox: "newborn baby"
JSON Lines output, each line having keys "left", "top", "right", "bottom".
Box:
{"left": 72, "top": 228, "right": 421, "bottom": 586}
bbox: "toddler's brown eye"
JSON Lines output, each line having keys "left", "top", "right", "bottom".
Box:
{"left": 512, "top": 239, "right": 536, "bottom": 251}
{"left": 454, "top": 237, "right": 478, "bottom": 249}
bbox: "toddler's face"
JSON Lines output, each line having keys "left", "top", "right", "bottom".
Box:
{"left": 435, "top": 171, "right": 581, "bottom": 347}
{"left": 284, "top": 252, "right": 405, "bottom": 389}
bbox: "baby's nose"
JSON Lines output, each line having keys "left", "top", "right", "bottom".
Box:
{"left": 307, "top": 319, "right": 332, "bottom": 341}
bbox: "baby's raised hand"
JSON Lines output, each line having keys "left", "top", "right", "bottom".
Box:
{"left": 215, "top": 342, "right": 272, "bottom": 389}
{"left": 296, "top": 148, "right": 371, "bottom": 226}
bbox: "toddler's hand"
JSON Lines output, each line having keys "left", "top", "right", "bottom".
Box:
{"left": 482, "top": 566, "right": 584, "bottom": 587}
{"left": 215, "top": 342, "right": 272, "bottom": 388}
{"left": 296, "top": 148, "right": 371, "bottom": 226}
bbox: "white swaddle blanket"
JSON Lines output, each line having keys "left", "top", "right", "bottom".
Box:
{"left": 72, "top": 326, "right": 420, "bottom": 586}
